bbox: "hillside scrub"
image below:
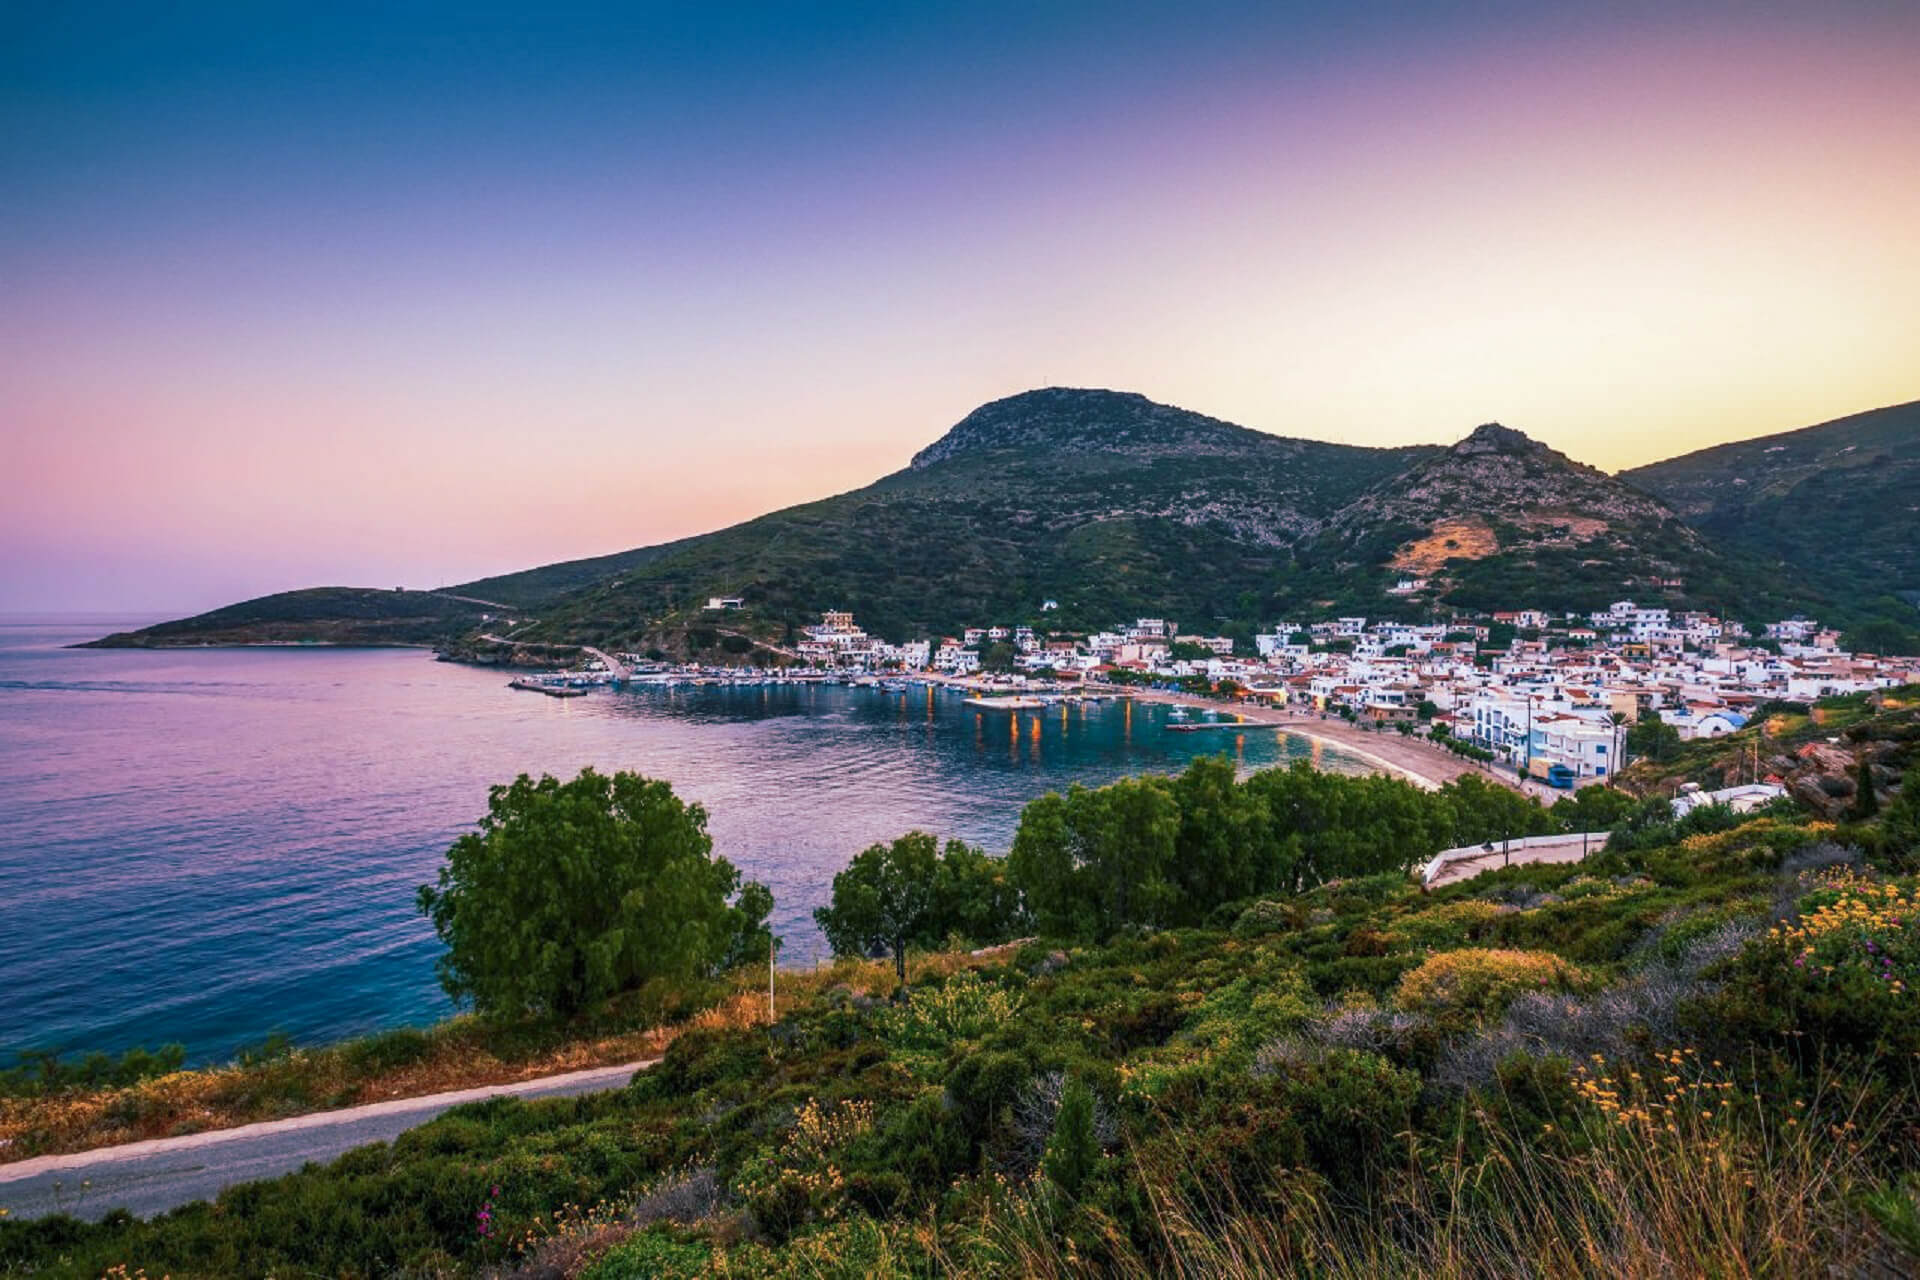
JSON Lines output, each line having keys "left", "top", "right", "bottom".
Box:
{"left": 10, "top": 789, "right": 1920, "bottom": 1277}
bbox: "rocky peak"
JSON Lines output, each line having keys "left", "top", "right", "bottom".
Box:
{"left": 1451, "top": 422, "right": 1554, "bottom": 459}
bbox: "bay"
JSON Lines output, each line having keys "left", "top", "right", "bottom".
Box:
{"left": 0, "top": 615, "right": 1367, "bottom": 1065}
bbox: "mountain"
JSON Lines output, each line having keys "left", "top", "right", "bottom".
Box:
{"left": 1622, "top": 399, "right": 1920, "bottom": 634}
{"left": 1294, "top": 422, "right": 1800, "bottom": 618}
{"left": 90, "top": 388, "right": 1904, "bottom": 655}
{"left": 495, "top": 388, "right": 1437, "bottom": 649}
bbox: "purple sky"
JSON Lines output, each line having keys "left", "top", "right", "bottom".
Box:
{"left": 5, "top": 2, "right": 1918, "bottom": 612}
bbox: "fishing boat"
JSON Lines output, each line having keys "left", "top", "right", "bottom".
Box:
{"left": 509, "top": 678, "right": 588, "bottom": 698}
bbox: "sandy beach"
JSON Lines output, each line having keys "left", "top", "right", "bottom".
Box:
{"left": 1104, "top": 686, "right": 1527, "bottom": 793}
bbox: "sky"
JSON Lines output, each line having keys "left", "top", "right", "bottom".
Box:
{"left": 4, "top": 1, "right": 1919, "bottom": 613}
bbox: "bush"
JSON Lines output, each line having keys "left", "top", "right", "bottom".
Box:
{"left": 876, "top": 972, "right": 1024, "bottom": 1054}
{"left": 1395, "top": 949, "right": 1597, "bottom": 1021}
{"left": 1760, "top": 872, "right": 1920, "bottom": 1056}
{"left": 0, "top": 1044, "right": 187, "bottom": 1097}
{"left": 1042, "top": 1075, "right": 1103, "bottom": 1197}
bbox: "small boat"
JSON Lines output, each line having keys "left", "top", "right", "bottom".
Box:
{"left": 509, "top": 678, "right": 588, "bottom": 698}
{"left": 963, "top": 695, "right": 1047, "bottom": 710}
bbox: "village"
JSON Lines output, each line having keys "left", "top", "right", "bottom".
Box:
{"left": 655, "top": 599, "right": 1920, "bottom": 791}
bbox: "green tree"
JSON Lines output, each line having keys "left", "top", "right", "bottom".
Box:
{"left": 1439, "top": 772, "right": 1555, "bottom": 846}
{"left": 814, "top": 831, "right": 939, "bottom": 985}
{"left": 1044, "top": 1076, "right": 1103, "bottom": 1198}
{"left": 1853, "top": 757, "right": 1880, "bottom": 820}
{"left": 1625, "top": 715, "right": 1683, "bottom": 763}
{"left": 1549, "top": 783, "right": 1636, "bottom": 833}
{"left": 1168, "top": 756, "right": 1269, "bottom": 922}
{"left": 978, "top": 641, "right": 1018, "bottom": 673}
{"left": 1843, "top": 618, "right": 1920, "bottom": 657}
{"left": 416, "top": 769, "right": 769, "bottom": 1017}
{"left": 929, "top": 838, "right": 1029, "bottom": 946}
{"left": 1008, "top": 778, "right": 1180, "bottom": 939}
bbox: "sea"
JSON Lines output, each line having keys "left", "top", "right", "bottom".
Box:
{"left": 0, "top": 615, "right": 1367, "bottom": 1065}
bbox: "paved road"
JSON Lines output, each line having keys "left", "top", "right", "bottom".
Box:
{"left": 1426, "top": 832, "right": 1610, "bottom": 888}
{"left": 0, "top": 1059, "right": 655, "bottom": 1223}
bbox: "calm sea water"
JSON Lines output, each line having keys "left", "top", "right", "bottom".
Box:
{"left": 0, "top": 616, "right": 1365, "bottom": 1065}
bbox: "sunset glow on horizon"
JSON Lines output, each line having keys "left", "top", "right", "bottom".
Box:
{"left": 5, "top": 1, "right": 1918, "bottom": 612}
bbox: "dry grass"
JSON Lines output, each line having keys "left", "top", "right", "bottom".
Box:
{"left": 959, "top": 1064, "right": 1907, "bottom": 1280}
{"left": 0, "top": 949, "right": 1013, "bottom": 1162}
{"left": 1392, "top": 519, "right": 1499, "bottom": 573}
{"left": 0, "top": 1020, "right": 683, "bottom": 1160}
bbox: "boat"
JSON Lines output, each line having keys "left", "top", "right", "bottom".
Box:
{"left": 509, "top": 678, "right": 588, "bottom": 698}
{"left": 963, "top": 695, "right": 1047, "bottom": 710}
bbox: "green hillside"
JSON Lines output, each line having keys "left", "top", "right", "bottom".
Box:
{"left": 8, "top": 759, "right": 1920, "bottom": 1277}
{"left": 1280, "top": 423, "right": 1815, "bottom": 621}
{"left": 1623, "top": 399, "right": 1920, "bottom": 640}
{"left": 474, "top": 389, "right": 1439, "bottom": 647}
{"left": 81, "top": 587, "right": 500, "bottom": 648}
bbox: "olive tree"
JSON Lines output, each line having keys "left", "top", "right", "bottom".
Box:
{"left": 814, "top": 831, "right": 940, "bottom": 985}
{"left": 417, "top": 768, "right": 770, "bottom": 1017}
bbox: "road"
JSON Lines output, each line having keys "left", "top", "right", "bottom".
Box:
{"left": 1425, "top": 831, "right": 1610, "bottom": 888}
{"left": 0, "top": 1059, "right": 655, "bottom": 1224}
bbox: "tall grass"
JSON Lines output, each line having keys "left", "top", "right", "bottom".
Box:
{"left": 963, "top": 1061, "right": 1909, "bottom": 1279}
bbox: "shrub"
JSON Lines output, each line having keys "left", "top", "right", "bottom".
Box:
{"left": 1385, "top": 899, "right": 1503, "bottom": 948}
{"left": 1765, "top": 874, "right": 1920, "bottom": 1054}
{"left": 1232, "top": 898, "right": 1303, "bottom": 937}
{"left": 1042, "top": 1076, "right": 1103, "bottom": 1197}
{"left": 0, "top": 1044, "right": 187, "bottom": 1098}
{"left": 1396, "top": 949, "right": 1596, "bottom": 1021}
{"left": 875, "top": 972, "right": 1023, "bottom": 1056}
{"left": 733, "top": 1098, "right": 876, "bottom": 1241}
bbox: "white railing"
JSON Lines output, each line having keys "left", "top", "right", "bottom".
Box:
{"left": 1420, "top": 831, "right": 1611, "bottom": 886}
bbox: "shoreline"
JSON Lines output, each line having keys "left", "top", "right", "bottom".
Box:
{"left": 71, "top": 639, "right": 438, "bottom": 650}
{"left": 1110, "top": 685, "right": 1522, "bottom": 793}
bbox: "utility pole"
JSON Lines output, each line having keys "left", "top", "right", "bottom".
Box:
{"left": 1523, "top": 694, "right": 1534, "bottom": 786}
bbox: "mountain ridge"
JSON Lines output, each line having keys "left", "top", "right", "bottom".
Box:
{"left": 87, "top": 388, "right": 1916, "bottom": 653}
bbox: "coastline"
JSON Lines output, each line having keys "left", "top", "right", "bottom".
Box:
{"left": 72, "top": 639, "right": 438, "bottom": 650}
{"left": 1109, "top": 686, "right": 1519, "bottom": 793}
